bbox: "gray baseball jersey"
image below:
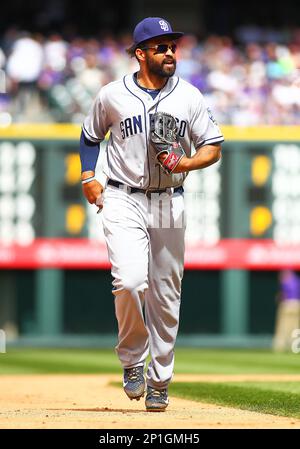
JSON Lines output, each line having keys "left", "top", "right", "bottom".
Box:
{"left": 83, "top": 74, "right": 223, "bottom": 189}
{"left": 83, "top": 73, "right": 223, "bottom": 391}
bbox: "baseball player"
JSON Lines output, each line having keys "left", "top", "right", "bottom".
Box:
{"left": 79, "top": 17, "right": 224, "bottom": 412}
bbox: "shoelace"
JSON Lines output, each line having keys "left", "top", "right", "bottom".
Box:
{"left": 127, "top": 367, "right": 142, "bottom": 381}
{"left": 149, "top": 388, "right": 167, "bottom": 398}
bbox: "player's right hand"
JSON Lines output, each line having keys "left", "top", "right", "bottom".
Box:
{"left": 82, "top": 180, "right": 104, "bottom": 209}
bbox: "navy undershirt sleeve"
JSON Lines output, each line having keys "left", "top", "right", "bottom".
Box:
{"left": 79, "top": 130, "right": 100, "bottom": 172}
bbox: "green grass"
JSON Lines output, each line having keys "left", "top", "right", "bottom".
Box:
{"left": 174, "top": 348, "right": 300, "bottom": 374}
{"left": 0, "top": 347, "right": 299, "bottom": 375}
{"left": 170, "top": 381, "right": 300, "bottom": 419}
{"left": 0, "top": 348, "right": 120, "bottom": 374}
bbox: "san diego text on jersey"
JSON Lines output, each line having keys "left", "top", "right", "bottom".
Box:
{"left": 120, "top": 114, "right": 187, "bottom": 139}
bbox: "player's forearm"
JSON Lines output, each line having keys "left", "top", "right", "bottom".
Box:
{"left": 175, "top": 144, "right": 222, "bottom": 173}
{"left": 79, "top": 130, "right": 100, "bottom": 176}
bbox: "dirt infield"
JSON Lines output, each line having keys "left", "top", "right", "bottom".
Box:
{"left": 1, "top": 374, "right": 300, "bottom": 429}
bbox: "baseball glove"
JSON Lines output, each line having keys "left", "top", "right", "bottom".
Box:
{"left": 150, "top": 111, "right": 186, "bottom": 174}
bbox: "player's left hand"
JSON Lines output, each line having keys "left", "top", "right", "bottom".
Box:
{"left": 150, "top": 112, "right": 186, "bottom": 174}
{"left": 157, "top": 153, "right": 188, "bottom": 173}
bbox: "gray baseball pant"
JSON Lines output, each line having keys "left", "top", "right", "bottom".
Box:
{"left": 101, "top": 184, "right": 185, "bottom": 389}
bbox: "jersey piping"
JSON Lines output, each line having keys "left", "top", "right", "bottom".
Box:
{"left": 196, "top": 135, "right": 224, "bottom": 148}
{"left": 82, "top": 124, "right": 102, "bottom": 143}
{"left": 152, "top": 77, "right": 180, "bottom": 110}
{"left": 123, "top": 76, "right": 152, "bottom": 189}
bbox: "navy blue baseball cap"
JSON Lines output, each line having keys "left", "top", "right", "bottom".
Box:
{"left": 130, "top": 17, "right": 184, "bottom": 50}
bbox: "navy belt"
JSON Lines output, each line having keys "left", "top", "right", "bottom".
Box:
{"left": 107, "top": 179, "right": 183, "bottom": 196}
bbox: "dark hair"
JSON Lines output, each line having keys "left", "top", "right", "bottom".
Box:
{"left": 126, "top": 39, "right": 148, "bottom": 59}
{"left": 126, "top": 45, "right": 136, "bottom": 58}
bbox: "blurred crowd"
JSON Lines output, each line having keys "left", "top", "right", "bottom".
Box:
{"left": 0, "top": 27, "right": 300, "bottom": 125}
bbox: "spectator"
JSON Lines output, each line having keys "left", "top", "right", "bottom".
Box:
{"left": 6, "top": 32, "right": 44, "bottom": 120}
{"left": 273, "top": 269, "right": 300, "bottom": 352}
{"left": 6, "top": 32, "right": 44, "bottom": 85}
